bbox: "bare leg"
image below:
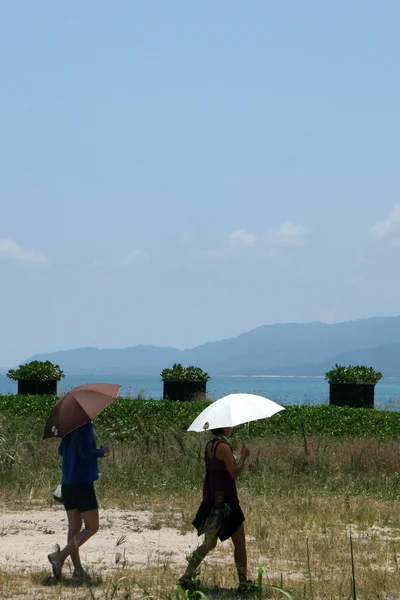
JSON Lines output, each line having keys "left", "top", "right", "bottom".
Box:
{"left": 231, "top": 524, "right": 247, "bottom": 584}
{"left": 180, "top": 532, "right": 218, "bottom": 582}
{"left": 59, "top": 509, "right": 99, "bottom": 567}
{"left": 66, "top": 510, "right": 84, "bottom": 576}
{"left": 48, "top": 508, "right": 99, "bottom": 578}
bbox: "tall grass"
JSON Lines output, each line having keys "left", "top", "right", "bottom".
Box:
{"left": 3, "top": 412, "right": 400, "bottom": 505}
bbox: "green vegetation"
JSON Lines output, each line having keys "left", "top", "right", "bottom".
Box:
{"left": 325, "top": 363, "right": 383, "bottom": 384}
{"left": 6, "top": 360, "right": 65, "bottom": 382}
{"left": 160, "top": 363, "right": 210, "bottom": 382}
{"left": 1, "top": 395, "right": 400, "bottom": 440}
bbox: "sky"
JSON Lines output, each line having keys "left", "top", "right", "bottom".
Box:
{"left": 1, "top": 1, "right": 400, "bottom": 366}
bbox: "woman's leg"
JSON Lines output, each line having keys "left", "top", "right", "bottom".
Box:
{"left": 49, "top": 508, "right": 99, "bottom": 578}
{"left": 66, "top": 509, "right": 84, "bottom": 576}
{"left": 180, "top": 532, "right": 218, "bottom": 582}
{"left": 59, "top": 508, "right": 99, "bottom": 566}
{"left": 231, "top": 524, "right": 247, "bottom": 584}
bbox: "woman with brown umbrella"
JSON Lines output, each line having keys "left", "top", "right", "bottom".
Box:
{"left": 48, "top": 421, "right": 109, "bottom": 580}
{"left": 45, "top": 383, "right": 119, "bottom": 581}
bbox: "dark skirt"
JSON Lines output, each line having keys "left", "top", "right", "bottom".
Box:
{"left": 192, "top": 501, "right": 245, "bottom": 542}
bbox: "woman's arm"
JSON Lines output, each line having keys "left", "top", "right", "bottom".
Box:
{"left": 216, "top": 442, "right": 250, "bottom": 480}
{"left": 78, "top": 429, "right": 105, "bottom": 460}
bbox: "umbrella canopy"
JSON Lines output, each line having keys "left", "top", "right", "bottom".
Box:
{"left": 187, "top": 393, "right": 284, "bottom": 432}
{"left": 43, "top": 382, "right": 121, "bottom": 439}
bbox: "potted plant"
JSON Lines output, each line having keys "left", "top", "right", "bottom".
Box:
{"left": 160, "top": 363, "right": 210, "bottom": 401}
{"left": 325, "top": 364, "right": 382, "bottom": 408}
{"left": 7, "top": 360, "right": 65, "bottom": 395}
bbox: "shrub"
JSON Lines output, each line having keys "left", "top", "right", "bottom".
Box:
{"left": 7, "top": 360, "right": 65, "bottom": 382}
{"left": 160, "top": 363, "right": 210, "bottom": 382}
{"left": 1, "top": 395, "right": 400, "bottom": 440}
{"left": 325, "top": 364, "right": 383, "bottom": 384}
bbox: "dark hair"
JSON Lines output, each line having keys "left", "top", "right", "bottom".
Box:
{"left": 211, "top": 427, "right": 225, "bottom": 436}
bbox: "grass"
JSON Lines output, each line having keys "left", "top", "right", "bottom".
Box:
{"left": 2, "top": 410, "right": 400, "bottom": 597}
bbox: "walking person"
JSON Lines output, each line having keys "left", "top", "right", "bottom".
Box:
{"left": 48, "top": 422, "right": 109, "bottom": 581}
{"left": 178, "top": 426, "right": 256, "bottom": 594}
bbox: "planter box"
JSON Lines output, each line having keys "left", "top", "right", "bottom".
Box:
{"left": 17, "top": 379, "right": 58, "bottom": 396}
{"left": 163, "top": 380, "right": 207, "bottom": 402}
{"left": 329, "top": 383, "right": 375, "bottom": 408}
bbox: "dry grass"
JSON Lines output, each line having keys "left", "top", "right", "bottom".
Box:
{"left": 2, "top": 430, "right": 400, "bottom": 597}
{"left": 2, "top": 494, "right": 400, "bottom": 598}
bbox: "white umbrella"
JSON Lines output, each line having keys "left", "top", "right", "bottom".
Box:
{"left": 187, "top": 393, "right": 285, "bottom": 432}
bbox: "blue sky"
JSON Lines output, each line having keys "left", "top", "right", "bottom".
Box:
{"left": 1, "top": 1, "right": 400, "bottom": 366}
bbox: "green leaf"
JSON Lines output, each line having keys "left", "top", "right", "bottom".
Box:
{"left": 160, "top": 363, "right": 210, "bottom": 382}
{"left": 7, "top": 360, "right": 65, "bottom": 382}
{"left": 325, "top": 364, "right": 383, "bottom": 384}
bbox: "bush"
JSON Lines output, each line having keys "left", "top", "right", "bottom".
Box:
{"left": 325, "top": 364, "right": 383, "bottom": 384}
{"left": 160, "top": 363, "right": 210, "bottom": 382}
{"left": 7, "top": 360, "right": 65, "bottom": 382}
{"left": 1, "top": 395, "right": 400, "bottom": 440}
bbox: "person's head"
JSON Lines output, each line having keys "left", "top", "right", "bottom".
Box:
{"left": 211, "top": 426, "right": 233, "bottom": 438}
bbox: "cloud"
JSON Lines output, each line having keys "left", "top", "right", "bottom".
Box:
{"left": 197, "top": 230, "right": 256, "bottom": 261}
{"left": 120, "top": 250, "right": 149, "bottom": 266}
{"left": 0, "top": 238, "right": 47, "bottom": 263}
{"left": 227, "top": 229, "right": 256, "bottom": 247}
{"left": 371, "top": 204, "right": 400, "bottom": 244}
{"left": 199, "top": 223, "right": 308, "bottom": 262}
{"left": 266, "top": 221, "right": 308, "bottom": 248}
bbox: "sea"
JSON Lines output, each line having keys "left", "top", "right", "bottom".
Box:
{"left": 1, "top": 373, "right": 400, "bottom": 410}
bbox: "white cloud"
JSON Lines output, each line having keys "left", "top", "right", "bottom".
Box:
{"left": 227, "top": 229, "right": 256, "bottom": 247}
{"left": 266, "top": 221, "right": 308, "bottom": 247}
{"left": 120, "top": 250, "right": 149, "bottom": 266}
{"left": 371, "top": 204, "right": 400, "bottom": 244}
{"left": 0, "top": 238, "right": 47, "bottom": 263}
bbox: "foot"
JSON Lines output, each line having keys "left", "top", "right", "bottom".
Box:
{"left": 71, "top": 570, "right": 92, "bottom": 585}
{"left": 237, "top": 580, "right": 258, "bottom": 595}
{"left": 71, "top": 570, "right": 88, "bottom": 580}
{"left": 178, "top": 576, "right": 191, "bottom": 590}
{"left": 47, "top": 544, "right": 62, "bottom": 580}
{"left": 177, "top": 575, "right": 200, "bottom": 591}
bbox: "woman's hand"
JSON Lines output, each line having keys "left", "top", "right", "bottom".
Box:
{"left": 102, "top": 445, "right": 110, "bottom": 457}
{"left": 240, "top": 443, "right": 250, "bottom": 460}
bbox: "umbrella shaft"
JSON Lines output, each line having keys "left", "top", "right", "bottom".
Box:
{"left": 93, "top": 428, "right": 103, "bottom": 447}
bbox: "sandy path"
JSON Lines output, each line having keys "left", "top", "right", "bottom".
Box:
{"left": 0, "top": 506, "right": 199, "bottom": 574}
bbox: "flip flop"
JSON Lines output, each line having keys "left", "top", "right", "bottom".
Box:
{"left": 47, "top": 544, "right": 62, "bottom": 580}
{"left": 71, "top": 572, "right": 91, "bottom": 583}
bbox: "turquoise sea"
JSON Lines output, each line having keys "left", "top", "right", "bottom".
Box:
{"left": 1, "top": 373, "right": 400, "bottom": 409}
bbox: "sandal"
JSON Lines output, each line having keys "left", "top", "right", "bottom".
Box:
{"left": 47, "top": 544, "right": 62, "bottom": 580}
{"left": 177, "top": 576, "right": 200, "bottom": 591}
{"left": 71, "top": 571, "right": 91, "bottom": 583}
{"left": 237, "top": 580, "right": 258, "bottom": 595}
{"left": 178, "top": 576, "right": 192, "bottom": 590}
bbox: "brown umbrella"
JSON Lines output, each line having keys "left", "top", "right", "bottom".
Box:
{"left": 43, "top": 382, "right": 121, "bottom": 439}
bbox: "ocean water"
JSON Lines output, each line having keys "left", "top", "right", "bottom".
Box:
{"left": 1, "top": 373, "right": 400, "bottom": 409}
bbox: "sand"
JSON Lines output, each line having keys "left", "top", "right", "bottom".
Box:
{"left": 0, "top": 506, "right": 199, "bottom": 574}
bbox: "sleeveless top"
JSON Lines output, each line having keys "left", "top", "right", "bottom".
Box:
{"left": 202, "top": 438, "right": 239, "bottom": 504}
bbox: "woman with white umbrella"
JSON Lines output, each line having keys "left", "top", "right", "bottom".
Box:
{"left": 178, "top": 393, "right": 284, "bottom": 594}
{"left": 178, "top": 425, "right": 253, "bottom": 593}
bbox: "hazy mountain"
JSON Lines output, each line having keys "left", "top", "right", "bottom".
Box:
{"left": 24, "top": 315, "right": 400, "bottom": 376}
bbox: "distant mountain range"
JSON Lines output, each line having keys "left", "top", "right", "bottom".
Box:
{"left": 22, "top": 316, "right": 400, "bottom": 377}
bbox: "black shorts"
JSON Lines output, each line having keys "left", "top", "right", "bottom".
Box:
{"left": 61, "top": 482, "right": 98, "bottom": 513}
{"left": 192, "top": 502, "right": 245, "bottom": 542}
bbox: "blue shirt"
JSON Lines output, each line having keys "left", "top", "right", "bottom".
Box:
{"left": 58, "top": 422, "right": 104, "bottom": 485}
